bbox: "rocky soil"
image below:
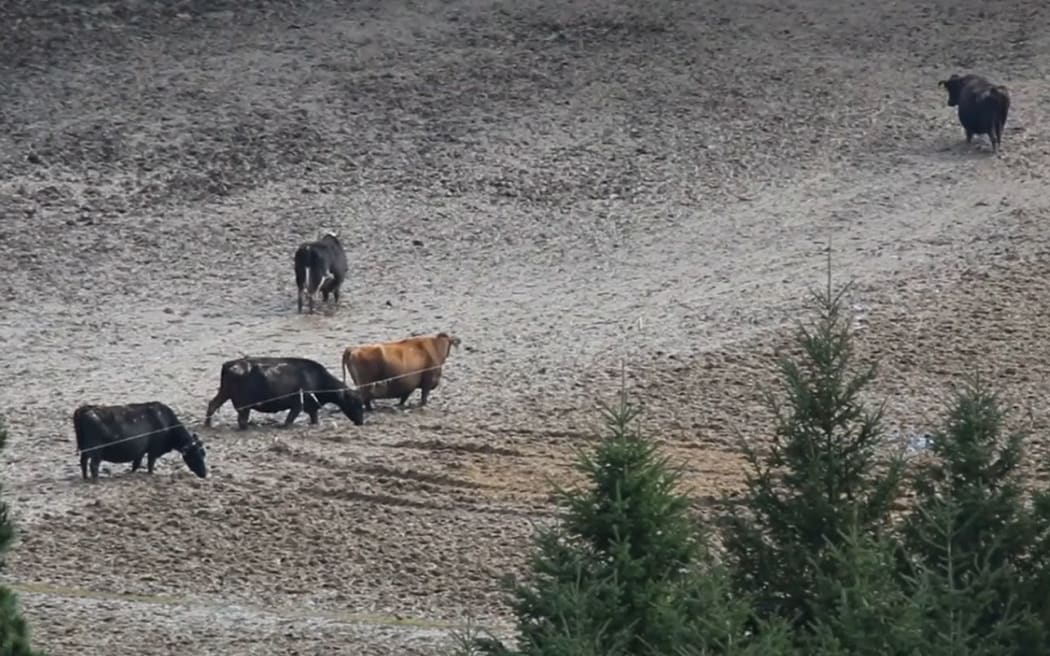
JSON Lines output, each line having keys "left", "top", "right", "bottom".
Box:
{"left": 2, "top": 0, "right": 1049, "bottom": 653}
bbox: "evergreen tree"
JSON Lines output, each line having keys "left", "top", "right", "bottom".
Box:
{"left": 720, "top": 271, "right": 904, "bottom": 632}
{"left": 802, "top": 521, "right": 926, "bottom": 656}
{"left": 802, "top": 509, "right": 1040, "bottom": 656}
{"left": 899, "top": 375, "right": 1050, "bottom": 653}
{"left": 0, "top": 416, "right": 44, "bottom": 656}
{"left": 674, "top": 550, "right": 798, "bottom": 656}
{"left": 474, "top": 385, "right": 773, "bottom": 656}
{"left": 904, "top": 497, "right": 1038, "bottom": 656}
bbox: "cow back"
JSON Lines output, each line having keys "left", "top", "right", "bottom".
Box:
{"left": 348, "top": 345, "right": 396, "bottom": 396}
{"left": 73, "top": 401, "right": 184, "bottom": 460}
{"left": 318, "top": 234, "right": 348, "bottom": 274}
{"left": 349, "top": 343, "right": 420, "bottom": 397}
{"left": 345, "top": 333, "right": 458, "bottom": 399}
{"left": 959, "top": 81, "right": 1007, "bottom": 133}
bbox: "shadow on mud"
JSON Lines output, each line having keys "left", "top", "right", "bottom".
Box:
{"left": 907, "top": 139, "right": 997, "bottom": 162}
{"left": 226, "top": 296, "right": 345, "bottom": 322}
{"left": 197, "top": 403, "right": 417, "bottom": 434}
{"left": 906, "top": 125, "right": 1027, "bottom": 164}
{"left": 63, "top": 465, "right": 205, "bottom": 486}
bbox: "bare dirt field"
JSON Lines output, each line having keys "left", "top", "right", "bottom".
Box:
{"left": 2, "top": 0, "right": 1050, "bottom": 653}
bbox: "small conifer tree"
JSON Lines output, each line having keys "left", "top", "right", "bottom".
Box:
{"left": 0, "top": 416, "right": 44, "bottom": 656}
{"left": 474, "top": 381, "right": 771, "bottom": 656}
{"left": 802, "top": 521, "right": 926, "bottom": 656}
{"left": 905, "top": 497, "right": 1037, "bottom": 655}
{"left": 900, "top": 375, "right": 1050, "bottom": 653}
{"left": 674, "top": 549, "right": 798, "bottom": 656}
{"left": 720, "top": 265, "right": 904, "bottom": 632}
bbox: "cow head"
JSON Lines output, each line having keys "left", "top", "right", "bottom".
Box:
{"left": 938, "top": 74, "right": 965, "bottom": 107}
{"left": 337, "top": 387, "right": 365, "bottom": 426}
{"left": 180, "top": 434, "right": 208, "bottom": 478}
{"left": 436, "top": 332, "right": 461, "bottom": 358}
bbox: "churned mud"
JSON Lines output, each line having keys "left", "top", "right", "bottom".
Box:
{"left": 2, "top": 0, "right": 1049, "bottom": 653}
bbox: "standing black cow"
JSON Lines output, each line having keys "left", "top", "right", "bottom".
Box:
{"left": 203, "top": 356, "right": 365, "bottom": 429}
{"left": 938, "top": 73, "right": 1011, "bottom": 154}
{"left": 294, "top": 231, "right": 348, "bottom": 313}
{"left": 73, "top": 401, "right": 208, "bottom": 482}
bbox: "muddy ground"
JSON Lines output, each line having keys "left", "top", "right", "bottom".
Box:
{"left": 1, "top": 0, "right": 1049, "bottom": 653}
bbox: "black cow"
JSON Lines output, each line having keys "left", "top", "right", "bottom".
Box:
{"left": 73, "top": 401, "right": 208, "bottom": 482}
{"left": 294, "top": 231, "right": 348, "bottom": 313}
{"left": 939, "top": 73, "right": 1011, "bottom": 154}
{"left": 203, "top": 356, "right": 365, "bottom": 429}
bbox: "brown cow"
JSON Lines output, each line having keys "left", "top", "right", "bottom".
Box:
{"left": 341, "top": 332, "right": 461, "bottom": 410}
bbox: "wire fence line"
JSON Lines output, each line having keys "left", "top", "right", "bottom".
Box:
{"left": 73, "top": 255, "right": 845, "bottom": 458}
{"left": 74, "top": 330, "right": 651, "bottom": 458}
{"left": 75, "top": 362, "right": 451, "bottom": 455}
{"left": 74, "top": 296, "right": 822, "bottom": 457}
{"left": 72, "top": 318, "right": 660, "bottom": 458}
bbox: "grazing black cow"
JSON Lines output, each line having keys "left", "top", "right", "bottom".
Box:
{"left": 294, "top": 231, "right": 348, "bottom": 313}
{"left": 939, "top": 73, "right": 1011, "bottom": 154}
{"left": 203, "top": 356, "right": 365, "bottom": 429}
{"left": 73, "top": 402, "right": 208, "bottom": 482}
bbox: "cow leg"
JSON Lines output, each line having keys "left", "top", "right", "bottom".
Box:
{"left": 965, "top": 129, "right": 974, "bottom": 144}
{"left": 80, "top": 453, "right": 89, "bottom": 480}
{"left": 302, "top": 392, "right": 321, "bottom": 425}
{"left": 328, "top": 276, "right": 343, "bottom": 306}
{"left": 398, "top": 392, "right": 412, "bottom": 407}
{"left": 90, "top": 456, "right": 101, "bottom": 482}
{"left": 418, "top": 374, "right": 439, "bottom": 407}
{"left": 204, "top": 391, "right": 228, "bottom": 427}
{"left": 131, "top": 455, "right": 143, "bottom": 473}
{"left": 237, "top": 408, "right": 251, "bottom": 430}
{"left": 295, "top": 258, "right": 307, "bottom": 313}
{"left": 147, "top": 453, "right": 158, "bottom": 474}
{"left": 359, "top": 387, "right": 374, "bottom": 411}
{"left": 284, "top": 397, "right": 302, "bottom": 427}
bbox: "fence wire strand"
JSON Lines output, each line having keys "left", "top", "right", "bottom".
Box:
{"left": 75, "top": 362, "right": 450, "bottom": 455}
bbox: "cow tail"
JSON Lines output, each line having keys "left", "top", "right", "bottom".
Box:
{"left": 72, "top": 407, "right": 86, "bottom": 452}
{"left": 989, "top": 86, "right": 1010, "bottom": 150}
{"left": 294, "top": 247, "right": 307, "bottom": 289}
{"left": 995, "top": 86, "right": 1010, "bottom": 131}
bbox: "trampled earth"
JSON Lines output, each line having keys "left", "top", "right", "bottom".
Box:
{"left": 2, "top": 0, "right": 1050, "bottom": 653}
